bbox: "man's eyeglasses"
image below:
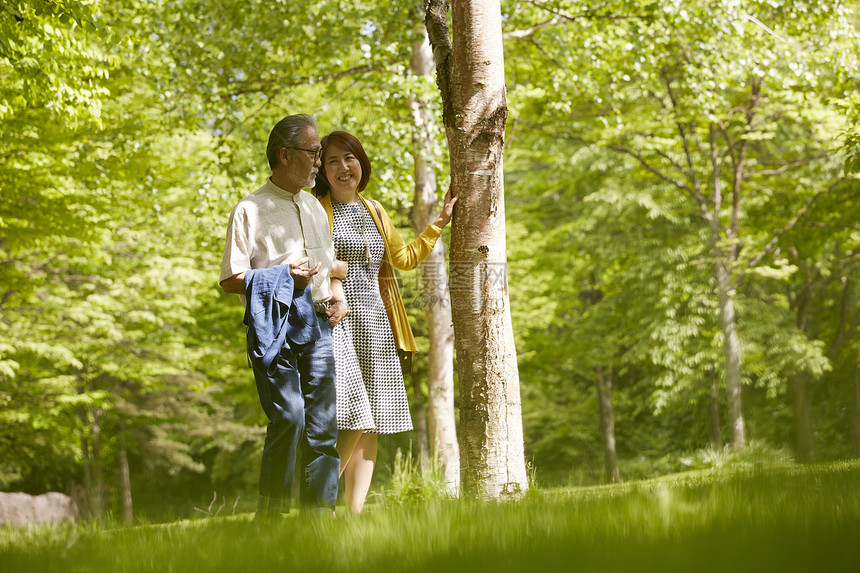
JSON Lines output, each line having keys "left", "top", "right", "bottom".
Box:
{"left": 286, "top": 146, "right": 323, "bottom": 161}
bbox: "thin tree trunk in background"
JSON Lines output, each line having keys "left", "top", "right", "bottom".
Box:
{"left": 707, "top": 371, "right": 723, "bottom": 448}
{"left": 426, "top": 0, "right": 528, "bottom": 500}
{"left": 789, "top": 375, "right": 815, "bottom": 463}
{"left": 715, "top": 254, "right": 746, "bottom": 449}
{"left": 717, "top": 82, "right": 761, "bottom": 451}
{"left": 791, "top": 290, "right": 816, "bottom": 463}
{"left": 595, "top": 368, "right": 621, "bottom": 483}
{"left": 80, "top": 435, "right": 93, "bottom": 518}
{"left": 81, "top": 406, "right": 104, "bottom": 519}
{"left": 827, "top": 276, "right": 857, "bottom": 457}
{"left": 409, "top": 21, "right": 460, "bottom": 493}
{"left": 118, "top": 423, "right": 134, "bottom": 524}
{"left": 827, "top": 277, "right": 852, "bottom": 361}
{"left": 410, "top": 368, "right": 431, "bottom": 472}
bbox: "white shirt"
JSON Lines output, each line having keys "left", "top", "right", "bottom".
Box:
{"left": 220, "top": 179, "right": 334, "bottom": 302}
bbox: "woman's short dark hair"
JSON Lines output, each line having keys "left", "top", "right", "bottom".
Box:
{"left": 314, "top": 131, "right": 372, "bottom": 197}
{"left": 266, "top": 114, "right": 317, "bottom": 170}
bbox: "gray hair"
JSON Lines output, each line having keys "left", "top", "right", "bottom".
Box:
{"left": 266, "top": 114, "right": 318, "bottom": 170}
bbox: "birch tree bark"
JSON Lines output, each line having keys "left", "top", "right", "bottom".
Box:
{"left": 426, "top": 0, "right": 528, "bottom": 499}
{"left": 409, "top": 22, "right": 460, "bottom": 494}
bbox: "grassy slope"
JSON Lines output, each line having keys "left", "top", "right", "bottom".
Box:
{"left": 2, "top": 461, "right": 859, "bottom": 573}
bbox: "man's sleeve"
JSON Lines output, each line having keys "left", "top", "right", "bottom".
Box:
{"left": 220, "top": 206, "right": 252, "bottom": 283}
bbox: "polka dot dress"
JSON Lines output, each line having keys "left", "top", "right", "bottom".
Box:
{"left": 331, "top": 200, "right": 412, "bottom": 434}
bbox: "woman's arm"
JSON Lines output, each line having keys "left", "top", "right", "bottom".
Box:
{"left": 381, "top": 189, "right": 458, "bottom": 271}
{"left": 331, "top": 259, "right": 348, "bottom": 280}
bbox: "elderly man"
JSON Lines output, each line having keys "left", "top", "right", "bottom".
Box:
{"left": 220, "top": 114, "right": 348, "bottom": 516}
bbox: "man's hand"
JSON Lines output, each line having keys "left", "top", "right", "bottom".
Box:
{"left": 326, "top": 300, "right": 349, "bottom": 327}
{"left": 290, "top": 258, "right": 321, "bottom": 291}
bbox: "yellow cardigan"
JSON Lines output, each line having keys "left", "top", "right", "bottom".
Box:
{"left": 319, "top": 193, "right": 443, "bottom": 354}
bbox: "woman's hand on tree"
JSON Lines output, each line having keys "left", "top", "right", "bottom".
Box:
{"left": 434, "top": 187, "right": 458, "bottom": 228}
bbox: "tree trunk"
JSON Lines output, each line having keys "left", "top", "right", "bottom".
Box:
{"left": 409, "top": 23, "right": 460, "bottom": 494}
{"left": 81, "top": 406, "right": 104, "bottom": 518}
{"left": 595, "top": 368, "right": 621, "bottom": 483}
{"left": 828, "top": 277, "right": 856, "bottom": 457}
{"left": 715, "top": 255, "right": 746, "bottom": 449}
{"left": 706, "top": 371, "right": 723, "bottom": 448}
{"left": 706, "top": 92, "right": 754, "bottom": 451}
{"left": 789, "top": 375, "right": 815, "bottom": 463}
{"left": 410, "top": 368, "right": 431, "bottom": 473}
{"left": 827, "top": 277, "right": 852, "bottom": 360}
{"left": 80, "top": 436, "right": 94, "bottom": 518}
{"left": 426, "top": 0, "right": 528, "bottom": 500}
{"left": 118, "top": 423, "right": 134, "bottom": 524}
{"left": 791, "top": 287, "right": 816, "bottom": 462}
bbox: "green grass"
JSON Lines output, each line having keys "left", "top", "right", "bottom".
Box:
{"left": 2, "top": 461, "right": 859, "bottom": 572}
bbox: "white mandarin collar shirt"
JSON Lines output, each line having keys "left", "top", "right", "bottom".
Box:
{"left": 220, "top": 179, "right": 334, "bottom": 303}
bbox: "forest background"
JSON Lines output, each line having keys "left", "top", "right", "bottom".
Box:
{"left": 2, "top": 0, "right": 859, "bottom": 521}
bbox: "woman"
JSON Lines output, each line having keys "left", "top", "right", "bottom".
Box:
{"left": 314, "top": 131, "right": 456, "bottom": 513}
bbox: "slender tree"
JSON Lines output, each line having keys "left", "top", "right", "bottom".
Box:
{"left": 425, "top": 0, "right": 528, "bottom": 499}
{"left": 408, "top": 18, "right": 461, "bottom": 493}
{"left": 595, "top": 367, "right": 621, "bottom": 483}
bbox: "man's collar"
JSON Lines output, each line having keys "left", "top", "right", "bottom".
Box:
{"left": 265, "top": 178, "right": 301, "bottom": 201}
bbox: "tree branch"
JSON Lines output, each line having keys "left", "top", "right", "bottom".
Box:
{"left": 524, "top": 36, "right": 565, "bottom": 69}
{"left": 751, "top": 151, "right": 829, "bottom": 177}
{"left": 522, "top": 0, "right": 645, "bottom": 23}
{"left": 503, "top": 17, "right": 562, "bottom": 39}
{"left": 609, "top": 143, "right": 711, "bottom": 220}
{"left": 729, "top": 79, "right": 761, "bottom": 259}
{"left": 210, "top": 64, "right": 387, "bottom": 102}
{"left": 709, "top": 123, "right": 723, "bottom": 226}
{"left": 717, "top": 119, "right": 738, "bottom": 172}
{"left": 1, "top": 289, "right": 17, "bottom": 309}
{"left": 659, "top": 71, "right": 711, "bottom": 217}
{"left": 525, "top": 0, "right": 608, "bottom": 22}
{"left": 660, "top": 72, "right": 701, "bottom": 183}
{"left": 738, "top": 178, "right": 843, "bottom": 283}
{"left": 653, "top": 148, "right": 688, "bottom": 178}
{"left": 502, "top": 0, "right": 655, "bottom": 38}
{"left": 836, "top": 249, "right": 860, "bottom": 267}
{"left": 743, "top": 13, "right": 800, "bottom": 50}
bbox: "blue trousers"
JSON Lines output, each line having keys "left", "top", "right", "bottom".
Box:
{"left": 252, "top": 320, "right": 339, "bottom": 512}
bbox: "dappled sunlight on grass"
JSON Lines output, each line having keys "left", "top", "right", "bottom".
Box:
{"left": 2, "top": 461, "right": 858, "bottom": 572}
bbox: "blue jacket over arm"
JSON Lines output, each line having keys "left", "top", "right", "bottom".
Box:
{"left": 243, "top": 265, "right": 321, "bottom": 375}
